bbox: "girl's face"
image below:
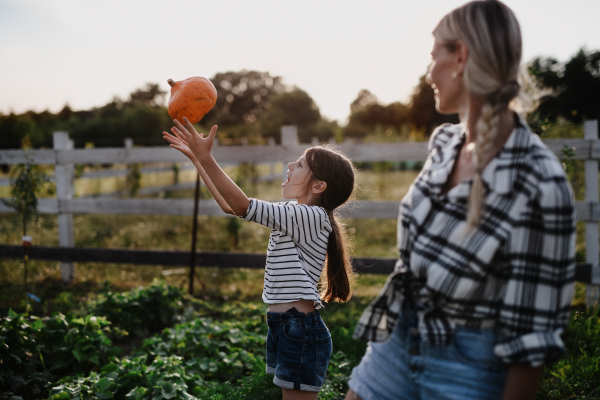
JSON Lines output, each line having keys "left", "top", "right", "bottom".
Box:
{"left": 428, "top": 40, "right": 466, "bottom": 114}
{"left": 282, "top": 155, "right": 315, "bottom": 203}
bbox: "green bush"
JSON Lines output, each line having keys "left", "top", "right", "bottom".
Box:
{"left": 49, "top": 314, "right": 269, "bottom": 400}
{"left": 0, "top": 310, "right": 51, "bottom": 398}
{"left": 7, "top": 281, "right": 599, "bottom": 400}
{"left": 538, "top": 307, "right": 600, "bottom": 399}
{"left": 0, "top": 310, "right": 121, "bottom": 399}
{"left": 86, "top": 281, "right": 187, "bottom": 339}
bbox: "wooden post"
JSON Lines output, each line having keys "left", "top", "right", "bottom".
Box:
{"left": 53, "top": 131, "right": 75, "bottom": 283}
{"left": 585, "top": 120, "right": 599, "bottom": 307}
{"left": 281, "top": 126, "right": 298, "bottom": 146}
{"left": 189, "top": 173, "right": 201, "bottom": 295}
{"left": 266, "top": 138, "right": 277, "bottom": 180}
{"left": 281, "top": 126, "right": 298, "bottom": 181}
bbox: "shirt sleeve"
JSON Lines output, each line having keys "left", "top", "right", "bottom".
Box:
{"left": 494, "top": 172, "right": 576, "bottom": 367}
{"left": 242, "top": 198, "right": 331, "bottom": 244}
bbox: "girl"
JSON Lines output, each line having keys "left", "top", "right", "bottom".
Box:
{"left": 163, "top": 118, "right": 356, "bottom": 400}
{"left": 346, "top": 1, "right": 576, "bottom": 400}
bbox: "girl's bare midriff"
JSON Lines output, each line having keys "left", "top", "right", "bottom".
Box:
{"left": 268, "top": 299, "right": 315, "bottom": 314}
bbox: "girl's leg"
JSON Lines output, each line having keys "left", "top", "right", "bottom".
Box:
{"left": 282, "top": 388, "right": 318, "bottom": 400}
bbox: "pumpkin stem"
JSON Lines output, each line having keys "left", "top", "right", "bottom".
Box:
{"left": 167, "top": 79, "right": 176, "bottom": 87}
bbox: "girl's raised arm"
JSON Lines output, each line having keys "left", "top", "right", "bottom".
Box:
{"left": 163, "top": 127, "right": 235, "bottom": 215}
{"left": 171, "top": 119, "right": 250, "bottom": 217}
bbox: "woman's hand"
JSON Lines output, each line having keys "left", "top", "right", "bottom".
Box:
{"left": 169, "top": 117, "right": 217, "bottom": 163}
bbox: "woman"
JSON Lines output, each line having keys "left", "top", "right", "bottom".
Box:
{"left": 345, "top": 1, "right": 576, "bottom": 400}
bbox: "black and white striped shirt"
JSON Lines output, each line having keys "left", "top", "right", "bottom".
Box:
{"left": 354, "top": 116, "right": 576, "bottom": 367}
{"left": 243, "top": 199, "right": 332, "bottom": 309}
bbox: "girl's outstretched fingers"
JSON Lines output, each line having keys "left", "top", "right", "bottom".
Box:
{"left": 183, "top": 117, "right": 199, "bottom": 135}
{"left": 207, "top": 125, "right": 218, "bottom": 142}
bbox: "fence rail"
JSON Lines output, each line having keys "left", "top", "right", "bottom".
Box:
{"left": 1, "top": 138, "right": 599, "bottom": 166}
{"left": 0, "top": 245, "right": 592, "bottom": 283}
{"left": 1, "top": 198, "right": 599, "bottom": 221}
{"left": 1, "top": 123, "right": 599, "bottom": 305}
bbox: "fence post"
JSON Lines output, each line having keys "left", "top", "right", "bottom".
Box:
{"left": 267, "top": 138, "right": 277, "bottom": 178}
{"left": 584, "top": 120, "right": 599, "bottom": 307}
{"left": 281, "top": 126, "right": 298, "bottom": 146}
{"left": 53, "top": 131, "right": 75, "bottom": 283}
{"left": 281, "top": 126, "right": 298, "bottom": 181}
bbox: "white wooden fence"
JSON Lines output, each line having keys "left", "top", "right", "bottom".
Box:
{"left": 1, "top": 124, "right": 599, "bottom": 305}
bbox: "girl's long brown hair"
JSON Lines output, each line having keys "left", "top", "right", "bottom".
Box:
{"left": 305, "top": 145, "right": 356, "bottom": 303}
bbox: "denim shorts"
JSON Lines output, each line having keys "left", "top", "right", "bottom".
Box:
{"left": 348, "top": 302, "right": 508, "bottom": 400}
{"left": 265, "top": 307, "right": 333, "bottom": 392}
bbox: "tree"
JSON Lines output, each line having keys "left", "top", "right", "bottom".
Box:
{"left": 530, "top": 49, "right": 600, "bottom": 124}
{"left": 1, "top": 137, "right": 50, "bottom": 291}
{"left": 350, "top": 89, "right": 378, "bottom": 113}
{"left": 202, "top": 70, "right": 286, "bottom": 131}
{"left": 344, "top": 90, "right": 410, "bottom": 139}
{"left": 406, "top": 73, "right": 458, "bottom": 134}
{"left": 260, "top": 87, "right": 325, "bottom": 143}
{"left": 129, "top": 83, "right": 167, "bottom": 107}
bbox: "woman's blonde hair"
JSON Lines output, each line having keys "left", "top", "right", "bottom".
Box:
{"left": 433, "top": 0, "right": 530, "bottom": 227}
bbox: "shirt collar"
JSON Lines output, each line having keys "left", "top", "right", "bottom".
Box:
{"left": 428, "top": 114, "right": 533, "bottom": 199}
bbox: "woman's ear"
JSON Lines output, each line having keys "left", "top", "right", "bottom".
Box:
{"left": 311, "top": 180, "right": 327, "bottom": 194}
{"left": 454, "top": 40, "right": 469, "bottom": 76}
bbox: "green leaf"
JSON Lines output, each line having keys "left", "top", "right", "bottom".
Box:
{"left": 101, "top": 363, "right": 119, "bottom": 373}
{"left": 160, "top": 381, "right": 177, "bottom": 399}
{"left": 97, "top": 377, "right": 111, "bottom": 392}
{"left": 97, "top": 392, "right": 114, "bottom": 400}
{"left": 72, "top": 349, "right": 83, "bottom": 362}
{"left": 51, "top": 393, "right": 71, "bottom": 400}
{"left": 32, "top": 318, "right": 44, "bottom": 330}
{"left": 126, "top": 387, "right": 147, "bottom": 400}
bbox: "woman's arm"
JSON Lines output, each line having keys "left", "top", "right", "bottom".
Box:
{"left": 171, "top": 119, "right": 250, "bottom": 217}
{"left": 501, "top": 365, "right": 543, "bottom": 400}
{"left": 162, "top": 128, "right": 235, "bottom": 215}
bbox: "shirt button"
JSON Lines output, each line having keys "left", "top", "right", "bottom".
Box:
{"left": 409, "top": 364, "right": 419, "bottom": 372}
{"left": 410, "top": 328, "right": 419, "bottom": 338}
{"left": 408, "top": 347, "right": 419, "bottom": 356}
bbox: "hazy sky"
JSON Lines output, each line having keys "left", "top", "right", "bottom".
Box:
{"left": 1, "top": 0, "right": 599, "bottom": 125}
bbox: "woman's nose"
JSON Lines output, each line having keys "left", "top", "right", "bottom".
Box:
{"left": 287, "top": 162, "right": 294, "bottom": 170}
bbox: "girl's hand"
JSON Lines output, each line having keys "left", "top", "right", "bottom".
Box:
{"left": 170, "top": 117, "right": 218, "bottom": 162}
{"left": 162, "top": 128, "right": 197, "bottom": 162}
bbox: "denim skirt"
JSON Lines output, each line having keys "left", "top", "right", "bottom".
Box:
{"left": 266, "top": 307, "right": 333, "bottom": 392}
{"left": 348, "top": 302, "right": 508, "bottom": 400}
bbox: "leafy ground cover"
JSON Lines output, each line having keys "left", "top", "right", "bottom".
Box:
{"left": 45, "top": 291, "right": 370, "bottom": 400}
{"left": 2, "top": 281, "right": 598, "bottom": 400}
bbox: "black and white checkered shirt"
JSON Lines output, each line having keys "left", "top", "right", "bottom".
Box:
{"left": 354, "top": 117, "right": 576, "bottom": 367}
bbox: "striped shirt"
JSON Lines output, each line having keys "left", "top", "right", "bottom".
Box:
{"left": 354, "top": 115, "right": 576, "bottom": 367}
{"left": 243, "top": 199, "right": 332, "bottom": 309}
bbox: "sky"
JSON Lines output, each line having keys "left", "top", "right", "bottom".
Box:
{"left": 1, "top": 0, "right": 599, "bottom": 125}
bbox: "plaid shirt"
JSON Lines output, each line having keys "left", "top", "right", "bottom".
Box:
{"left": 354, "top": 117, "right": 576, "bottom": 367}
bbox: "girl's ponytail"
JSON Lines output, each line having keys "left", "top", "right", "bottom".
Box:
{"left": 304, "top": 145, "right": 356, "bottom": 303}
{"left": 322, "top": 212, "right": 352, "bottom": 303}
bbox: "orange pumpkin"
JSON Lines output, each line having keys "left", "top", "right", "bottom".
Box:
{"left": 167, "top": 77, "right": 217, "bottom": 124}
